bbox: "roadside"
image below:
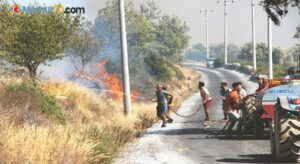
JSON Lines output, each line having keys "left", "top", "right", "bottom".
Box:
{"left": 0, "top": 64, "right": 199, "bottom": 163}
{"left": 114, "top": 62, "right": 271, "bottom": 164}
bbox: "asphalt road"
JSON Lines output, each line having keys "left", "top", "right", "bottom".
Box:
{"left": 115, "top": 62, "right": 272, "bottom": 164}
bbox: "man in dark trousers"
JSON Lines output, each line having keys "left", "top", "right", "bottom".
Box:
{"left": 224, "top": 82, "right": 243, "bottom": 137}
{"left": 220, "top": 82, "right": 231, "bottom": 120}
{"left": 162, "top": 86, "right": 174, "bottom": 123}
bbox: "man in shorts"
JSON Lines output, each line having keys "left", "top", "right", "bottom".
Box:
{"left": 199, "top": 82, "right": 212, "bottom": 121}
{"left": 152, "top": 84, "right": 173, "bottom": 127}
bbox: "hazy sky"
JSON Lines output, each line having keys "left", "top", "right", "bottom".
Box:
{"left": 8, "top": 0, "right": 300, "bottom": 48}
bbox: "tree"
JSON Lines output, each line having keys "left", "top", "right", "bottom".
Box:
{"left": 289, "top": 44, "right": 300, "bottom": 65}
{"left": 69, "top": 30, "right": 101, "bottom": 73}
{"left": 0, "top": 5, "right": 81, "bottom": 78}
{"left": 156, "top": 15, "right": 190, "bottom": 63}
{"left": 294, "top": 26, "right": 300, "bottom": 38}
{"left": 227, "top": 44, "right": 241, "bottom": 61}
{"left": 94, "top": 0, "right": 190, "bottom": 65}
{"left": 140, "top": 0, "right": 161, "bottom": 21}
{"left": 240, "top": 42, "right": 268, "bottom": 64}
{"left": 184, "top": 43, "right": 206, "bottom": 61}
{"left": 209, "top": 43, "right": 224, "bottom": 58}
{"left": 261, "top": 0, "right": 300, "bottom": 25}
{"left": 272, "top": 46, "right": 285, "bottom": 65}
{"left": 208, "top": 43, "right": 240, "bottom": 63}
{"left": 239, "top": 42, "right": 285, "bottom": 65}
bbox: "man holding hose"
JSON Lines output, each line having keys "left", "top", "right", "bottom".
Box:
{"left": 152, "top": 84, "right": 173, "bottom": 128}
{"left": 199, "top": 82, "right": 212, "bottom": 122}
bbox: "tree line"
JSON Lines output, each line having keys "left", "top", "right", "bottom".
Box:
{"left": 185, "top": 42, "right": 299, "bottom": 67}
{"left": 0, "top": 0, "right": 190, "bottom": 83}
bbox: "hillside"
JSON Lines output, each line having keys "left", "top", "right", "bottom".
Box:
{"left": 0, "top": 65, "right": 199, "bottom": 163}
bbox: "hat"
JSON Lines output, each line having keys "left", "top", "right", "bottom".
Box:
{"left": 256, "top": 74, "right": 268, "bottom": 79}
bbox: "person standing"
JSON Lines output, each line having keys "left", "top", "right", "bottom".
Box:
{"left": 255, "top": 74, "right": 269, "bottom": 94}
{"left": 162, "top": 86, "right": 174, "bottom": 123}
{"left": 152, "top": 84, "right": 173, "bottom": 128}
{"left": 199, "top": 82, "right": 212, "bottom": 121}
{"left": 285, "top": 67, "right": 299, "bottom": 79}
{"left": 220, "top": 82, "right": 231, "bottom": 120}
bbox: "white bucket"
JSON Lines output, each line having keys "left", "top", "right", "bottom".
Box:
{"left": 226, "top": 111, "right": 241, "bottom": 122}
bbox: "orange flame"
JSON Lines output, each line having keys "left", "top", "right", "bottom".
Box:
{"left": 74, "top": 60, "right": 139, "bottom": 102}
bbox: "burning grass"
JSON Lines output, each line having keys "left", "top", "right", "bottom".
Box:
{"left": 0, "top": 64, "right": 199, "bottom": 163}
{"left": 0, "top": 78, "right": 157, "bottom": 163}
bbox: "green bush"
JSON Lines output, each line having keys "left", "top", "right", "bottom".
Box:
{"left": 213, "top": 57, "right": 224, "bottom": 68}
{"left": 146, "top": 55, "right": 184, "bottom": 81}
{"left": 253, "top": 64, "right": 286, "bottom": 78}
{"left": 4, "top": 81, "right": 65, "bottom": 123}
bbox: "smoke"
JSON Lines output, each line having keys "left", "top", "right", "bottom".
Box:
{"left": 38, "top": 56, "right": 75, "bottom": 82}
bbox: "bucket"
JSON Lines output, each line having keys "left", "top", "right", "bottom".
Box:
{"left": 227, "top": 111, "right": 241, "bottom": 122}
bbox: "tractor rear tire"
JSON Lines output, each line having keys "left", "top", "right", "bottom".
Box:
{"left": 269, "top": 121, "right": 275, "bottom": 158}
{"left": 274, "top": 107, "right": 300, "bottom": 163}
{"left": 241, "top": 95, "right": 256, "bottom": 135}
{"left": 253, "top": 109, "right": 265, "bottom": 138}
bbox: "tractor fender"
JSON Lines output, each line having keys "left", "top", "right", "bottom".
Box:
{"left": 260, "top": 84, "right": 300, "bottom": 119}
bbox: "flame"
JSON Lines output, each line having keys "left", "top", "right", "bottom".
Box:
{"left": 74, "top": 60, "right": 139, "bottom": 102}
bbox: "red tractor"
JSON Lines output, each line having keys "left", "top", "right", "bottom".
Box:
{"left": 238, "top": 75, "right": 300, "bottom": 162}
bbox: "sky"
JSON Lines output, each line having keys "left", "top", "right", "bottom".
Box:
{"left": 7, "top": 0, "right": 300, "bottom": 49}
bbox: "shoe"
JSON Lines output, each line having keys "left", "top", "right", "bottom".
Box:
{"left": 161, "top": 123, "right": 167, "bottom": 128}
{"left": 168, "top": 118, "right": 174, "bottom": 123}
{"left": 223, "top": 118, "right": 228, "bottom": 120}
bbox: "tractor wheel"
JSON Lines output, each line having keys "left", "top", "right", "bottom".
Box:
{"left": 252, "top": 109, "right": 264, "bottom": 138}
{"left": 269, "top": 121, "right": 276, "bottom": 157}
{"left": 274, "top": 106, "right": 300, "bottom": 163}
{"left": 241, "top": 95, "right": 256, "bottom": 135}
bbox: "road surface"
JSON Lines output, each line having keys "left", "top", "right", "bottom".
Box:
{"left": 114, "top": 62, "right": 273, "bottom": 164}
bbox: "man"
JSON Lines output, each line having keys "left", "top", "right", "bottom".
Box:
{"left": 285, "top": 67, "right": 300, "bottom": 79}
{"left": 199, "top": 82, "right": 212, "bottom": 121}
{"left": 224, "top": 82, "right": 243, "bottom": 137}
{"left": 220, "top": 82, "right": 231, "bottom": 120}
{"left": 255, "top": 74, "right": 269, "bottom": 94}
{"left": 162, "top": 86, "right": 174, "bottom": 123}
{"left": 152, "top": 84, "right": 173, "bottom": 128}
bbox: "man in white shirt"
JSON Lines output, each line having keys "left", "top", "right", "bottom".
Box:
{"left": 199, "top": 82, "right": 212, "bottom": 121}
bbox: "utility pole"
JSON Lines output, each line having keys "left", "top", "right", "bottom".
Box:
{"left": 119, "top": 0, "right": 132, "bottom": 115}
{"left": 268, "top": 17, "right": 273, "bottom": 80}
{"left": 200, "top": 10, "right": 213, "bottom": 60}
{"left": 217, "top": 0, "right": 234, "bottom": 65}
{"left": 252, "top": 0, "right": 257, "bottom": 70}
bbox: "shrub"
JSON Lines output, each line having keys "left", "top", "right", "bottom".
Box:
{"left": 253, "top": 64, "right": 286, "bottom": 78}
{"left": 2, "top": 81, "right": 65, "bottom": 123}
{"left": 213, "top": 57, "right": 224, "bottom": 68}
{"left": 146, "top": 55, "right": 184, "bottom": 81}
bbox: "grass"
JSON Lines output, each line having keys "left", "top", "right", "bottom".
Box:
{"left": 0, "top": 65, "right": 199, "bottom": 163}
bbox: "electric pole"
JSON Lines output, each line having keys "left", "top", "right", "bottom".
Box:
{"left": 252, "top": 0, "right": 257, "bottom": 70}
{"left": 200, "top": 10, "right": 213, "bottom": 60}
{"left": 119, "top": 0, "right": 132, "bottom": 115}
{"left": 268, "top": 16, "right": 273, "bottom": 80}
{"left": 217, "top": 0, "right": 234, "bottom": 65}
